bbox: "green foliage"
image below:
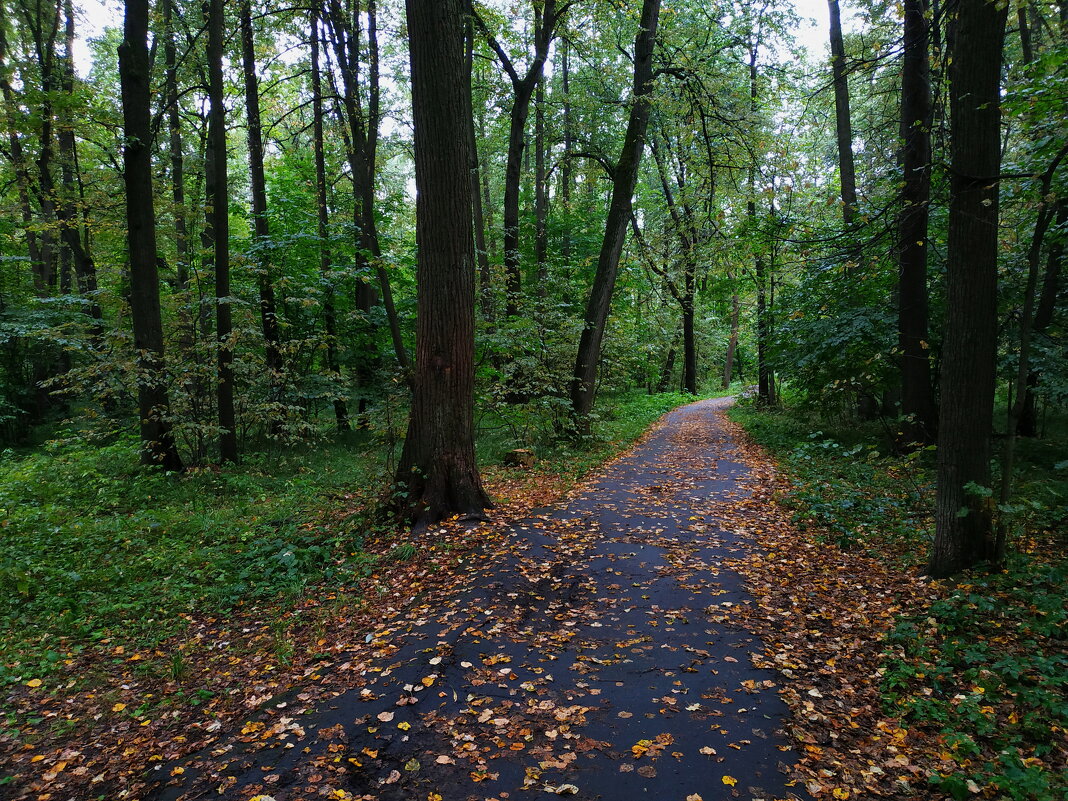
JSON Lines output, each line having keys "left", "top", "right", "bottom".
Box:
{"left": 728, "top": 401, "right": 934, "bottom": 557}
{"left": 732, "top": 400, "right": 1068, "bottom": 800}
{"left": 883, "top": 560, "right": 1068, "bottom": 800}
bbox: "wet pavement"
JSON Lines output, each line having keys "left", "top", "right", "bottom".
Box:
{"left": 146, "top": 398, "right": 809, "bottom": 801}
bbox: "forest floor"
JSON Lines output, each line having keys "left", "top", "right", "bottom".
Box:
{"left": 6, "top": 399, "right": 1062, "bottom": 800}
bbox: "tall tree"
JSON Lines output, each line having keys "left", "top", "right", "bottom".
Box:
{"left": 118, "top": 0, "right": 183, "bottom": 471}
{"left": 570, "top": 0, "right": 662, "bottom": 426}
{"left": 828, "top": 0, "right": 859, "bottom": 234}
{"left": 239, "top": 0, "right": 284, "bottom": 403}
{"left": 396, "top": 0, "right": 490, "bottom": 524}
{"left": 206, "top": 0, "right": 237, "bottom": 462}
{"left": 928, "top": 0, "right": 1009, "bottom": 577}
{"left": 475, "top": 0, "right": 566, "bottom": 317}
{"left": 310, "top": 8, "right": 349, "bottom": 431}
{"left": 896, "top": 0, "right": 937, "bottom": 443}
{"left": 326, "top": 0, "right": 410, "bottom": 377}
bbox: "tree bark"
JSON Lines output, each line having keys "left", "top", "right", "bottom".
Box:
{"left": 207, "top": 0, "right": 238, "bottom": 462}
{"left": 929, "top": 0, "right": 1008, "bottom": 578}
{"left": 118, "top": 0, "right": 183, "bottom": 471}
{"left": 396, "top": 0, "right": 490, "bottom": 525}
{"left": 570, "top": 0, "right": 661, "bottom": 427}
{"left": 897, "top": 0, "right": 937, "bottom": 443}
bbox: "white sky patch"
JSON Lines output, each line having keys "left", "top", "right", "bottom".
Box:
{"left": 70, "top": 0, "right": 863, "bottom": 82}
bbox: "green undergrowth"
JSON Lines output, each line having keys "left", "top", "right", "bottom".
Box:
{"left": 0, "top": 437, "right": 383, "bottom": 687}
{"left": 0, "top": 390, "right": 704, "bottom": 692}
{"left": 729, "top": 400, "right": 1068, "bottom": 800}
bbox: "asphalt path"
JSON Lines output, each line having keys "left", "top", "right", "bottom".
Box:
{"left": 147, "top": 398, "right": 810, "bottom": 801}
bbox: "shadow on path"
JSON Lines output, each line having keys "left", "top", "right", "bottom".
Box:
{"left": 147, "top": 399, "right": 810, "bottom": 801}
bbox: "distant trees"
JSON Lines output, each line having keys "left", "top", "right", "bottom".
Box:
{"left": 0, "top": 0, "right": 1061, "bottom": 566}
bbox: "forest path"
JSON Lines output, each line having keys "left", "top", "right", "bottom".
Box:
{"left": 149, "top": 399, "right": 809, "bottom": 801}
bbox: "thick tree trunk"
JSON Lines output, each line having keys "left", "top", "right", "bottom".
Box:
{"left": 240, "top": 0, "right": 284, "bottom": 397}
{"left": 929, "top": 0, "right": 1008, "bottom": 577}
{"left": 897, "top": 0, "right": 937, "bottom": 443}
{"left": 828, "top": 0, "right": 859, "bottom": 231}
{"left": 396, "top": 0, "right": 490, "bottom": 525}
{"left": 207, "top": 0, "right": 238, "bottom": 462}
{"left": 570, "top": 0, "right": 662, "bottom": 428}
{"left": 118, "top": 0, "right": 183, "bottom": 471}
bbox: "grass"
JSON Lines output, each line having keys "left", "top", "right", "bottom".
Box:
{"left": 0, "top": 389, "right": 704, "bottom": 693}
{"left": 728, "top": 399, "right": 1068, "bottom": 801}
{"left": 0, "top": 436, "right": 383, "bottom": 687}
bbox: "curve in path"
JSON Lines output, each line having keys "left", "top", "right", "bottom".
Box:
{"left": 149, "top": 399, "right": 809, "bottom": 801}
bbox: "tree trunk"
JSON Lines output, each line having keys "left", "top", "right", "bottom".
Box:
{"left": 828, "top": 0, "right": 859, "bottom": 231}
{"left": 118, "top": 0, "right": 183, "bottom": 471}
{"left": 0, "top": 25, "right": 48, "bottom": 296}
{"left": 396, "top": 0, "right": 490, "bottom": 525}
{"left": 240, "top": 0, "right": 284, "bottom": 412}
{"left": 535, "top": 72, "right": 548, "bottom": 297}
{"left": 1018, "top": 201, "right": 1066, "bottom": 436}
{"left": 561, "top": 38, "right": 573, "bottom": 267}
{"left": 570, "top": 0, "right": 661, "bottom": 427}
{"left": 465, "top": 9, "right": 493, "bottom": 320}
{"left": 58, "top": 0, "right": 101, "bottom": 325}
{"left": 723, "top": 279, "right": 740, "bottom": 389}
{"left": 311, "top": 9, "right": 350, "bottom": 431}
{"left": 897, "top": 0, "right": 937, "bottom": 443}
{"left": 657, "top": 327, "right": 680, "bottom": 394}
{"left": 207, "top": 0, "right": 238, "bottom": 462}
{"left": 477, "top": 1, "right": 558, "bottom": 318}
{"left": 929, "top": 0, "right": 1008, "bottom": 578}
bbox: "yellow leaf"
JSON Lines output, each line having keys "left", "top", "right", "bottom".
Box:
{"left": 421, "top": 675, "right": 436, "bottom": 687}
{"left": 398, "top": 721, "right": 411, "bottom": 731}
{"left": 722, "top": 776, "right": 737, "bottom": 787}
{"left": 25, "top": 679, "right": 42, "bottom": 688}
{"left": 112, "top": 703, "right": 127, "bottom": 712}
{"left": 833, "top": 789, "right": 850, "bottom": 800}
{"left": 428, "top": 795, "right": 443, "bottom": 801}
{"left": 170, "top": 767, "right": 185, "bottom": 776}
